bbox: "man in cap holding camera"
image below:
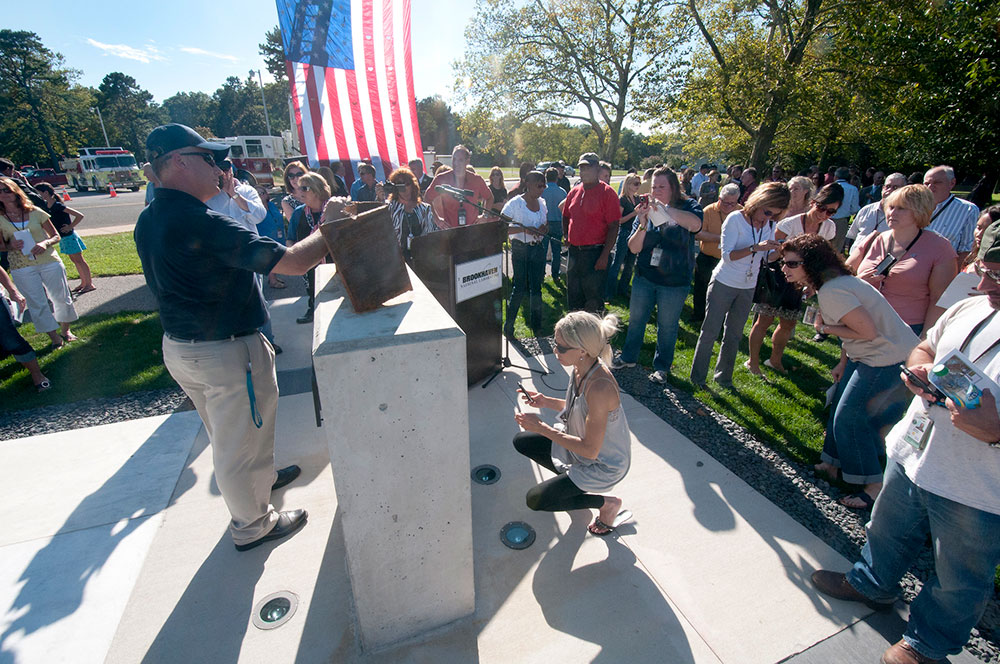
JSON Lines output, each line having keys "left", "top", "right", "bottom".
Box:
{"left": 811, "top": 221, "right": 1000, "bottom": 663}
{"left": 135, "top": 123, "right": 331, "bottom": 551}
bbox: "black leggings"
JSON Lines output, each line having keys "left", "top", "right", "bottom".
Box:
{"left": 513, "top": 432, "right": 605, "bottom": 512}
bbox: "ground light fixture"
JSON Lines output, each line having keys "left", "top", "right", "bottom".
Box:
{"left": 500, "top": 521, "right": 536, "bottom": 550}
{"left": 252, "top": 591, "right": 299, "bottom": 630}
{"left": 471, "top": 464, "right": 501, "bottom": 485}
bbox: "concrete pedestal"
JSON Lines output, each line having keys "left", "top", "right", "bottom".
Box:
{"left": 311, "top": 264, "right": 474, "bottom": 652}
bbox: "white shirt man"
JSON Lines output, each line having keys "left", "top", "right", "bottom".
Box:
{"left": 924, "top": 165, "right": 980, "bottom": 263}
{"left": 690, "top": 165, "right": 710, "bottom": 198}
{"left": 846, "top": 172, "right": 908, "bottom": 246}
{"left": 206, "top": 164, "right": 267, "bottom": 231}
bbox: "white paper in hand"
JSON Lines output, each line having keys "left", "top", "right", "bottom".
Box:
{"left": 13, "top": 230, "right": 36, "bottom": 256}
{"left": 647, "top": 204, "right": 674, "bottom": 228}
{"left": 936, "top": 271, "right": 983, "bottom": 310}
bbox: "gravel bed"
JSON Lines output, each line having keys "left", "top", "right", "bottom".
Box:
{"left": 518, "top": 335, "right": 999, "bottom": 663}
{"left": 0, "top": 387, "right": 192, "bottom": 440}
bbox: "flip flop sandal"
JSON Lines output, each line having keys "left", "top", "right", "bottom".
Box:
{"left": 270, "top": 281, "right": 287, "bottom": 289}
{"left": 35, "top": 379, "right": 52, "bottom": 393}
{"left": 838, "top": 492, "right": 876, "bottom": 511}
{"left": 76, "top": 286, "right": 96, "bottom": 294}
{"left": 588, "top": 518, "right": 614, "bottom": 537}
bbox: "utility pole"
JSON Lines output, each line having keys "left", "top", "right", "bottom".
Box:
{"left": 91, "top": 106, "right": 110, "bottom": 146}
{"left": 250, "top": 69, "right": 273, "bottom": 136}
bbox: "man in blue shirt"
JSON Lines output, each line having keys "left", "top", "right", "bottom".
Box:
{"left": 541, "top": 167, "right": 567, "bottom": 281}
{"left": 830, "top": 166, "right": 860, "bottom": 252}
{"left": 136, "top": 124, "right": 330, "bottom": 552}
{"left": 350, "top": 162, "right": 380, "bottom": 201}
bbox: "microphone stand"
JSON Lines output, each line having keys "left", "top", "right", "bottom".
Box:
{"left": 437, "top": 187, "right": 548, "bottom": 387}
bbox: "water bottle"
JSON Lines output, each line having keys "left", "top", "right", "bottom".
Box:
{"left": 929, "top": 364, "right": 982, "bottom": 409}
{"left": 457, "top": 206, "right": 467, "bottom": 226}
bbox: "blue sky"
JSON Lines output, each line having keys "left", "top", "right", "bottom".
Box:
{"left": 7, "top": 1, "right": 474, "bottom": 106}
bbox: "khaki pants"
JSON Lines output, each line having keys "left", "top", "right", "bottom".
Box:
{"left": 162, "top": 332, "right": 280, "bottom": 545}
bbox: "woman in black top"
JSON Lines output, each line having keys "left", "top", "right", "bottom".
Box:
{"left": 488, "top": 167, "right": 508, "bottom": 213}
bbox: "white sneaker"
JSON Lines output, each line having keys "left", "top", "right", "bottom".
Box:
{"left": 649, "top": 370, "right": 668, "bottom": 383}
{"left": 611, "top": 355, "right": 636, "bottom": 370}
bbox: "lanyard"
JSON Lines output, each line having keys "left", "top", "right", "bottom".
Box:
{"left": 887, "top": 228, "right": 923, "bottom": 258}
{"left": 959, "top": 310, "right": 1000, "bottom": 364}
{"left": 930, "top": 196, "right": 956, "bottom": 223}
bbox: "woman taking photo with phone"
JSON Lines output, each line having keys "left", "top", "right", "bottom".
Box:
{"left": 781, "top": 234, "right": 918, "bottom": 510}
{"left": 513, "top": 311, "right": 631, "bottom": 536}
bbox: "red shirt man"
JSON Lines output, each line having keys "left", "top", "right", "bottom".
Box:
{"left": 424, "top": 145, "right": 493, "bottom": 229}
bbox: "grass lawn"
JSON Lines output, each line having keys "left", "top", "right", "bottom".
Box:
{"left": 62, "top": 231, "right": 142, "bottom": 279}
{"left": 507, "top": 275, "right": 842, "bottom": 466}
{"left": 0, "top": 310, "right": 175, "bottom": 412}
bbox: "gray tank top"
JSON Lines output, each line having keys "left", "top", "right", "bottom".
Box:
{"left": 552, "top": 360, "right": 632, "bottom": 493}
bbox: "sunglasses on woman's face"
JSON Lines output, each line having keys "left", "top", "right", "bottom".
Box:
{"left": 813, "top": 202, "right": 838, "bottom": 216}
{"left": 554, "top": 342, "right": 575, "bottom": 354}
{"left": 286, "top": 172, "right": 303, "bottom": 179}
{"left": 780, "top": 259, "right": 804, "bottom": 268}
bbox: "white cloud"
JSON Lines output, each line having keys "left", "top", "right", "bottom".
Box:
{"left": 180, "top": 47, "right": 239, "bottom": 63}
{"left": 86, "top": 38, "right": 166, "bottom": 64}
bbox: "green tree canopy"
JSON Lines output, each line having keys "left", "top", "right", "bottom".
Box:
{"left": 96, "top": 72, "right": 166, "bottom": 157}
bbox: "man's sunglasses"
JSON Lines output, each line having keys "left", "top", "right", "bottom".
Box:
{"left": 974, "top": 261, "right": 1000, "bottom": 284}
{"left": 178, "top": 152, "right": 218, "bottom": 167}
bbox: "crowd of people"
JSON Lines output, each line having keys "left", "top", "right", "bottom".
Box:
{"left": 1, "top": 128, "right": 998, "bottom": 663}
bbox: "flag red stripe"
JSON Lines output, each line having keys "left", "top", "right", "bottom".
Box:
{"left": 303, "top": 64, "right": 329, "bottom": 162}
{"left": 382, "top": 0, "right": 408, "bottom": 167}
{"left": 400, "top": 0, "right": 423, "bottom": 165}
{"left": 362, "top": 0, "right": 393, "bottom": 176}
{"left": 286, "top": 61, "right": 308, "bottom": 159}
{"left": 343, "top": 71, "right": 370, "bottom": 164}
{"left": 323, "top": 66, "right": 351, "bottom": 167}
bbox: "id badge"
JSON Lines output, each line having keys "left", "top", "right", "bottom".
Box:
{"left": 901, "top": 411, "right": 933, "bottom": 451}
{"left": 650, "top": 247, "right": 663, "bottom": 267}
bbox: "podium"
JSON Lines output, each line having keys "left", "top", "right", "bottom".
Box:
{"left": 410, "top": 221, "right": 505, "bottom": 385}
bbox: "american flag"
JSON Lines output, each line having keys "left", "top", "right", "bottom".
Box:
{"left": 276, "top": 0, "right": 424, "bottom": 183}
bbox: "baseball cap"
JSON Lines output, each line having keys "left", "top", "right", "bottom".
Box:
{"left": 979, "top": 220, "right": 1000, "bottom": 263}
{"left": 146, "top": 123, "right": 230, "bottom": 162}
{"left": 577, "top": 153, "right": 600, "bottom": 168}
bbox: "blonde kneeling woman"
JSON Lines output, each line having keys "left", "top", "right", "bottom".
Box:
{"left": 514, "top": 311, "right": 632, "bottom": 536}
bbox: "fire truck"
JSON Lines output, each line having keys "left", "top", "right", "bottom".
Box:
{"left": 59, "top": 147, "right": 144, "bottom": 193}
{"left": 213, "top": 135, "right": 288, "bottom": 187}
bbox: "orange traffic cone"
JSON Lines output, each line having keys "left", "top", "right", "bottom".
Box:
{"left": 60, "top": 186, "right": 72, "bottom": 201}
{"left": 108, "top": 183, "right": 117, "bottom": 198}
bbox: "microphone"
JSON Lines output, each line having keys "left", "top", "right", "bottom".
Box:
{"left": 435, "top": 184, "right": 475, "bottom": 197}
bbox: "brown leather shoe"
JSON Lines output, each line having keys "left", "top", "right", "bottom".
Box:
{"left": 880, "top": 639, "right": 942, "bottom": 664}
{"left": 810, "top": 570, "right": 894, "bottom": 612}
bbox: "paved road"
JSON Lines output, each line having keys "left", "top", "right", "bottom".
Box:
{"left": 62, "top": 189, "right": 146, "bottom": 237}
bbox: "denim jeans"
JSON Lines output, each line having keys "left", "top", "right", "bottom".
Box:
{"left": 847, "top": 461, "right": 1000, "bottom": 660}
{"left": 605, "top": 223, "right": 634, "bottom": 299}
{"left": 545, "top": 220, "right": 563, "bottom": 279}
{"left": 506, "top": 241, "right": 547, "bottom": 332}
{"left": 620, "top": 275, "right": 689, "bottom": 373}
{"left": 821, "top": 359, "right": 910, "bottom": 484}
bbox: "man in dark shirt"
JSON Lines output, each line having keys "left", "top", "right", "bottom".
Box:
{"left": 135, "top": 123, "right": 330, "bottom": 552}
{"left": 562, "top": 152, "right": 621, "bottom": 313}
{"left": 556, "top": 161, "right": 572, "bottom": 193}
{"left": 408, "top": 158, "right": 433, "bottom": 194}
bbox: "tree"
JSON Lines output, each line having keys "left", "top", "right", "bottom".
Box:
{"left": 212, "top": 76, "right": 269, "bottom": 137}
{"left": 0, "top": 30, "right": 97, "bottom": 168}
{"left": 416, "top": 95, "right": 459, "bottom": 154}
{"left": 259, "top": 26, "right": 287, "bottom": 83}
{"left": 162, "top": 91, "right": 217, "bottom": 130}
{"left": 673, "top": 0, "right": 838, "bottom": 172}
{"left": 96, "top": 73, "right": 166, "bottom": 156}
{"left": 456, "top": 0, "right": 688, "bottom": 162}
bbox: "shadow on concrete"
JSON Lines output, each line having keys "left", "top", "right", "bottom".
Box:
{"left": 140, "top": 535, "right": 268, "bottom": 663}
{"left": 532, "top": 511, "right": 695, "bottom": 663}
{"left": 0, "top": 416, "right": 197, "bottom": 664}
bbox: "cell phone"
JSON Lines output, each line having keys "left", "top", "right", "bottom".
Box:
{"left": 900, "top": 365, "right": 947, "bottom": 405}
{"left": 874, "top": 254, "right": 898, "bottom": 277}
{"left": 517, "top": 382, "right": 535, "bottom": 404}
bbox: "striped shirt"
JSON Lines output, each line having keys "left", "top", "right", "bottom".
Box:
{"left": 846, "top": 201, "right": 886, "bottom": 243}
{"left": 928, "top": 195, "right": 979, "bottom": 253}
